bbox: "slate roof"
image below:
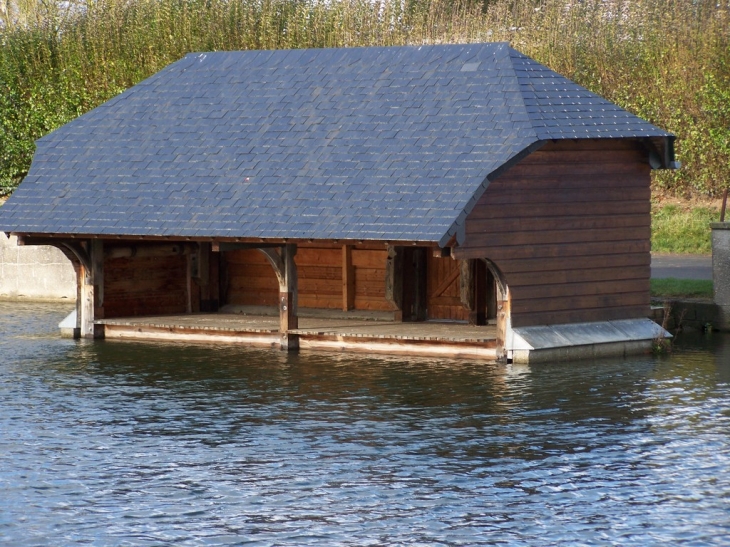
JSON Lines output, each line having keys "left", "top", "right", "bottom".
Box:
{"left": 0, "top": 43, "right": 672, "bottom": 245}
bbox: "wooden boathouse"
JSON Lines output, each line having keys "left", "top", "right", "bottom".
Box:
{"left": 0, "top": 43, "right": 676, "bottom": 362}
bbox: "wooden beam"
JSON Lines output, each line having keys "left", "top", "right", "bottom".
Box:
{"left": 217, "top": 242, "right": 285, "bottom": 252}
{"left": 459, "top": 259, "right": 474, "bottom": 313}
{"left": 197, "top": 243, "right": 218, "bottom": 311}
{"left": 104, "top": 243, "right": 191, "bottom": 260}
{"left": 77, "top": 240, "right": 104, "bottom": 339}
{"left": 342, "top": 245, "right": 355, "bottom": 311}
{"left": 91, "top": 240, "right": 104, "bottom": 328}
{"left": 258, "top": 245, "right": 299, "bottom": 351}
{"left": 280, "top": 244, "right": 299, "bottom": 351}
{"left": 496, "top": 291, "right": 510, "bottom": 362}
{"left": 385, "top": 245, "right": 403, "bottom": 318}
{"left": 186, "top": 252, "right": 193, "bottom": 314}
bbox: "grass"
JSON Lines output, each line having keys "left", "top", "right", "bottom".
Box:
{"left": 651, "top": 203, "right": 720, "bottom": 255}
{"left": 0, "top": 0, "right": 728, "bottom": 197}
{"left": 650, "top": 278, "right": 714, "bottom": 299}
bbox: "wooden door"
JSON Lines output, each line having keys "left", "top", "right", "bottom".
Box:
{"left": 427, "top": 254, "right": 469, "bottom": 321}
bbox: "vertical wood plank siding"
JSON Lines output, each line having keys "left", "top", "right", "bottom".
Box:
{"left": 456, "top": 140, "right": 652, "bottom": 328}
{"left": 104, "top": 254, "right": 188, "bottom": 317}
{"left": 225, "top": 244, "right": 391, "bottom": 311}
{"left": 427, "top": 254, "right": 469, "bottom": 321}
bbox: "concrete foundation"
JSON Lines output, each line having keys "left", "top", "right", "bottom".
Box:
{"left": 0, "top": 233, "right": 76, "bottom": 301}
{"left": 711, "top": 223, "right": 730, "bottom": 331}
{"left": 506, "top": 318, "right": 669, "bottom": 364}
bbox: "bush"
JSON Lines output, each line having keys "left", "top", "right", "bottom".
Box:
{"left": 0, "top": 0, "right": 728, "bottom": 197}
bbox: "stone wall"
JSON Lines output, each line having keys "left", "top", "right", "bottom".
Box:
{"left": 0, "top": 233, "right": 76, "bottom": 301}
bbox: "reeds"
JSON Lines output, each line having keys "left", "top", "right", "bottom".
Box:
{"left": 1, "top": 0, "right": 728, "bottom": 197}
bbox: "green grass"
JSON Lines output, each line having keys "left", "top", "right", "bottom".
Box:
{"left": 650, "top": 278, "right": 713, "bottom": 299}
{"left": 651, "top": 204, "right": 719, "bottom": 254}
{"left": 0, "top": 0, "right": 728, "bottom": 197}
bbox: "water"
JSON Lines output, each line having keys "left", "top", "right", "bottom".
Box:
{"left": 1, "top": 302, "right": 729, "bottom": 546}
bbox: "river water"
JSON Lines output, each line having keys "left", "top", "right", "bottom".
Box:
{"left": 1, "top": 302, "right": 729, "bottom": 546}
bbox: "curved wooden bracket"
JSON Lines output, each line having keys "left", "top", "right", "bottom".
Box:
{"left": 481, "top": 258, "right": 510, "bottom": 361}
{"left": 257, "top": 244, "right": 299, "bottom": 351}
{"left": 258, "top": 247, "right": 285, "bottom": 288}
{"left": 59, "top": 242, "right": 91, "bottom": 273}
{"left": 482, "top": 258, "right": 508, "bottom": 301}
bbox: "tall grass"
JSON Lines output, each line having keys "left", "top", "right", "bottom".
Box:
{"left": 652, "top": 203, "right": 719, "bottom": 255}
{"left": 1, "top": 0, "right": 728, "bottom": 197}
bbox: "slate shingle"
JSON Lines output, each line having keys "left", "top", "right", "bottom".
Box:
{"left": 0, "top": 43, "right": 671, "bottom": 244}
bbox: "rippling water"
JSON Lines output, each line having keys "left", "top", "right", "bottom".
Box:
{"left": 1, "top": 302, "right": 729, "bottom": 546}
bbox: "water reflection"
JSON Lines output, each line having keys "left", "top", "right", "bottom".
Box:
{"left": 1, "top": 302, "right": 730, "bottom": 546}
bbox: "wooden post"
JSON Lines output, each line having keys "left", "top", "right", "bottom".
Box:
{"left": 77, "top": 240, "right": 104, "bottom": 339}
{"left": 460, "top": 259, "right": 474, "bottom": 317}
{"left": 195, "top": 243, "right": 215, "bottom": 311}
{"left": 342, "top": 244, "right": 355, "bottom": 311}
{"left": 279, "top": 244, "right": 299, "bottom": 351}
{"left": 90, "top": 240, "right": 105, "bottom": 338}
{"left": 495, "top": 292, "right": 510, "bottom": 362}
{"left": 186, "top": 252, "right": 193, "bottom": 313}
{"left": 259, "top": 244, "right": 299, "bottom": 351}
{"left": 385, "top": 245, "right": 403, "bottom": 320}
{"left": 76, "top": 261, "right": 94, "bottom": 338}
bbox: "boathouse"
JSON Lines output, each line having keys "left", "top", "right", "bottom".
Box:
{"left": 0, "top": 43, "right": 676, "bottom": 362}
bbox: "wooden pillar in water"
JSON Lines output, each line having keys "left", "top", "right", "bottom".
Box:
{"left": 279, "top": 244, "right": 298, "bottom": 351}
{"left": 260, "top": 244, "right": 299, "bottom": 351}
{"left": 495, "top": 291, "right": 510, "bottom": 362}
{"left": 77, "top": 239, "right": 104, "bottom": 339}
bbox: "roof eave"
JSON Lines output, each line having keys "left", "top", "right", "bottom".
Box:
{"left": 438, "top": 140, "right": 546, "bottom": 248}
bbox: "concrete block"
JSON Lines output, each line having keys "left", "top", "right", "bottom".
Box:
{"left": 0, "top": 233, "right": 76, "bottom": 301}
{"left": 508, "top": 319, "right": 665, "bottom": 364}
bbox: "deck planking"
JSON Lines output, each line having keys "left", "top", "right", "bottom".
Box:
{"left": 97, "top": 312, "right": 498, "bottom": 360}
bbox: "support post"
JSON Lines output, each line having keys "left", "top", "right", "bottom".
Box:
{"left": 186, "top": 252, "right": 193, "bottom": 313}
{"left": 342, "top": 244, "right": 355, "bottom": 311}
{"left": 75, "top": 261, "right": 93, "bottom": 339}
{"left": 495, "top": 292, "right": 509, "bottom": 362}
{"left": 258, "top": 244, "right": 299, "bottom": 351}
{"left": 385, "top": 245, "right": 403, "bottom": 320}
{"left": 279, "top": 244, "right": 299, "bottom": 350}
{"left": 196, "top": 243, "right": 217, "bottom": 312}
{"left": 460, "top": 259, "right": 474, "bottom": 317}
{"left": 90, "top": 240, "right": 105, "bottom": 338}
{"left": 76, "top": 240, "right": 104, "bottom": 339}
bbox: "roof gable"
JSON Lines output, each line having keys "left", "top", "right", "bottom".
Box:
{"left": 0, "top": 43, "right": 670, "bottom": 242}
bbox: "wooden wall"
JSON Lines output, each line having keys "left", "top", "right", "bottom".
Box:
{"left": 225, "top": 248, "right": 279, "bottom": 307}
{"left": 104, "top": 252, "right": 188, "bottom": 318}
{"left": 455, "top": 139, "right": 652, "bottom": 328}
{"left": 225, "top": 243, "right": 391, "bottom": 311}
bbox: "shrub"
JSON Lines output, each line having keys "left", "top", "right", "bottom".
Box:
{"left": 0, "top": 0, "right": 728, "bottom": 197}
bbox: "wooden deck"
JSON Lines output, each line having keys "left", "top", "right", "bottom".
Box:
{"left": 97, "top": 311, "right": 498, "bottom": 360}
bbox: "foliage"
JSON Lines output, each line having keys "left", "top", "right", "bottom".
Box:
{"left": 651, "top": 204, "right": 719, "bottom": 254}
{"left": 650, "top": 279, "right": 714, "bottom": 299}
{"left": 0, "top": 0, "right": 728, "bottom": 196}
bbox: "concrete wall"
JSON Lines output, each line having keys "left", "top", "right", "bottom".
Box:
{"left": 0, "top": 233, "right": 76, "bottom": 301}
{"left": 712, "top": 222, "right": 730, "bottom": 330}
